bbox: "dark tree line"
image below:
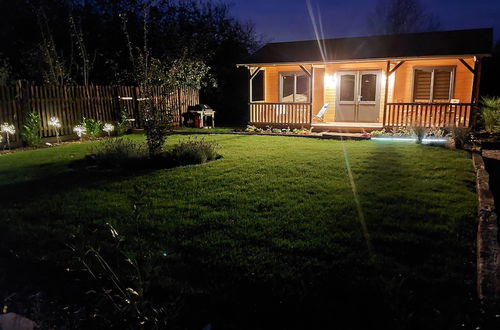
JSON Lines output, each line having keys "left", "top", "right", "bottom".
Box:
{"left": 0, "top": 0, "right": 260, "bottom": 124}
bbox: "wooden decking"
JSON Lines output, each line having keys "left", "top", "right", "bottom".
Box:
{"left": 312, "top": 122, "right": 383, "bottom": 132}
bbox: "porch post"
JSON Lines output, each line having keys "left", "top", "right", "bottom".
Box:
{"left": 248, "top": 67, "right": 262, "bottom": 124}
{"left": 248, "top": 69, "right": 252, "bottom": 123}
{"left": 383, "top": 61, "right": 390, "bottom": 127}
{"left": 310, "top": 65, "right": 314, "bottom": 125}
{"left": 470, "top": 57, "right": 483, "bottom": 128}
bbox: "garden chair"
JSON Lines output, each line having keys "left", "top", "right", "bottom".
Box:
{"left": 313, "top": 103, "right": 329, "bottom": 122}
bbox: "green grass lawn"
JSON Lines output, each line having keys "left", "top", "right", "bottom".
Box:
{"left": 0, "top": 134, "right": 479, "bottom": 329}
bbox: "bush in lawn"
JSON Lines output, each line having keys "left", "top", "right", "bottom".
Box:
{"left": 21, "top": 112, "right": 42, "bottom": 147}
{"left": 83, "top": 118, "right": 103, "bottom": 139}
{"left": 449, "top": 125, "right": 471, "bottom": 149}
{"left": 91, "top": 137, "right": 147, "bottom": 167}
{"left": 167, "top": 137, "right": 221, "bottom": 165}
{"left": 411, "top": 126, "right": 427, "bottom": 144}
{"left": 480, "top": 96, "right": 500, "bottom": 133}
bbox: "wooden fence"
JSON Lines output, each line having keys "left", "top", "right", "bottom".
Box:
{"left": 0, "top": 84, "right": 199, "bottom": 144}
{"left": 385, "top": 103, "right": 472, "bottom": 128}
{"left": 250, "top": 102, "right": 312, "bottom": 125}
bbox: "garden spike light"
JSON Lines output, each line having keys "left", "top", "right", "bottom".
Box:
{"left": 103, "top": 123, "right": 115, "bottom": 137}
{"left": 73, "top": 125, "right": 87, "bottom": 140}
{"left": 48, "top": 117, "right": 62, "bottom": 143}
{"left": 0, "top": 122, "right": 16, "bottom": 150}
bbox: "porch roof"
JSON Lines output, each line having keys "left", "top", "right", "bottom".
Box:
{"left": 239, "top": 28, "right": 493, "bottom": 66}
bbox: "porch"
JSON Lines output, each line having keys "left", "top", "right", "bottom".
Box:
{"left": 249, "top": 102, "right": 473, "bottom": 131}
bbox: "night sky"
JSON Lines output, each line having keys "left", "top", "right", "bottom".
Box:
{"left": 230, "top": 0, "right": 500, "bottom": 43}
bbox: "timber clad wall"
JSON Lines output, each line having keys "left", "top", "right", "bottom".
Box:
{"left": 0, "top": 84, "right": 199, "bottom": 144}
{"left": 392, "top": 58, "right": 475, "bottom": 103}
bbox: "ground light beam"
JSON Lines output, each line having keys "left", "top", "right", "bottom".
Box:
{"left": 340, "top": 136, "right": 375, "bottom": 261}
{"left": 306, "top": 0, "right": 375, "bottom": 261}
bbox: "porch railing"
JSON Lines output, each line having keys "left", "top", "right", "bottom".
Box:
{"left": 250, "top": 102, "right": 312, "bottom": 125}
{"left": 385, "top": 103, "right": 472, "bottom": 128}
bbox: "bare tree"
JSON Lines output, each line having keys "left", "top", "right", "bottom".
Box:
{"left": 368, "top": 0, "right": 440, "bottom": 35}
{"left": 36, "top": 7, "right": 68, "bottom": 85}
{"left": 69, "top": 14, "right": 93, "bottom": 85}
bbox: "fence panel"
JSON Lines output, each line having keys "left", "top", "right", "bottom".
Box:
{"left": 0, "top": 84, "right": 200, "bottom": 145}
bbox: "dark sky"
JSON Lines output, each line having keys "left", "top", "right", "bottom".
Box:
{"left": 229, "top": 0, "right": 500, "bottom": 43}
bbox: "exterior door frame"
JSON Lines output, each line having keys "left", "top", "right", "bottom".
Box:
{"left": 335, "top": 70, "right": 381, "bottom": 122}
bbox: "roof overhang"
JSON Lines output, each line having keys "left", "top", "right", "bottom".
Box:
{"left": 236, "top": 54, "right": 491, "bottom": 68}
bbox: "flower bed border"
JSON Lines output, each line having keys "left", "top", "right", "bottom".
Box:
{"left": 472, "top": 150, "right": 500, "bottom": 307}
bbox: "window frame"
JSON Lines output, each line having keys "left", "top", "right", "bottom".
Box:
{"left": 278, "top": 71, "right": 310, "bottom": 103}
{"left": 411, "top": 66, "right": 456, "bottom": 102}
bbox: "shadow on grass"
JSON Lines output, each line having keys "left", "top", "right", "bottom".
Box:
{"left": 353, "top": 142, "right": 481, "bottom": 330}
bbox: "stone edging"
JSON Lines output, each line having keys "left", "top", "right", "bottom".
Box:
{"left": 165, "top": 130, "right": 371, "bottom": 141}
{"left": 472, "top": 151, "right": 499, "bottom": 305}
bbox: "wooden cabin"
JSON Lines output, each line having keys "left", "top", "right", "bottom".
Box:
{"left": 238, "top": 28, "right": 493, "bottom": 131}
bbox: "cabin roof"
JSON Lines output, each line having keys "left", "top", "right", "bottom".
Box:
{"left": 239, "top": 28, "right": 493, "bottom": 65}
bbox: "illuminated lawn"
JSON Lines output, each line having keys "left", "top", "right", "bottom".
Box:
{"left": 0, "top": 134, "right": 478, "bottom": 329}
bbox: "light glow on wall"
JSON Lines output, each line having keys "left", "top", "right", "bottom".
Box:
{"left": 324, "top": 73, "right": 336, "bottom": 88}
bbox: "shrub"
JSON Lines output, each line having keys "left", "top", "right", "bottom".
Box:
{"left": 480, "top": 97, "right": 500, "bottom": 133}
{"left": 91, "top": 138, "right": 147, "bottom": 167}
{"left": 83, "top": 118, "right": 103, "bottom": 139}
{"left": 449, "top": 126, "right": 471, "bottom": 149}
{"left": 167, "top": 137, "right": 221, "bottom": 165}
{"left": 426, "top": 127, "right": 446, "bottom": 138}
{"left": 245, "top": 125, "right": 257, "bottom": 132}
{"left": 411, "top": 126, "right": 427, "bottom": 144}
{"left": 21, "top": 112, "right": 42, "bottom": 147}
{"left": 370, "top": 129, "right": 386, "bottom": 137}
{"left": 391, "top": 127, "right": 411, "bottom": 136}
{"left": 116, "top": 108, "right": 131, "bottom": 136}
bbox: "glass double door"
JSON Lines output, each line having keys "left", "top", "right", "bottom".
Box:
{"left": 335, "top": 70, "right": 380, "bottom": 122}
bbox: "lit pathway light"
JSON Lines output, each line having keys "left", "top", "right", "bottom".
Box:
{"left": 0, "top": 123, "right": 15, "bottom": 150}
{"left": 48, "top": 117, "right": 62, "bottom": 143}
{"left": 103, "top": 123, "right": 115, "bottom": 137}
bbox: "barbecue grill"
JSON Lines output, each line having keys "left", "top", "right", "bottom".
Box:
{"left": 183, "top": 104, "right": 215, "bottom": 128}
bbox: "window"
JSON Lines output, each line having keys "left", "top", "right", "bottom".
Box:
{"left": 279, "top": 72, "right": 310, "bottom": 102}
{"left": 251, "top": 70, "right": 265, "bottom": 102}
{"left": 413, "top": 67, "right": 455, "bottom": 102}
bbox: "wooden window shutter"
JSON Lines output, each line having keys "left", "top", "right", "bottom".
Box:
{"left": 413, "top": 69, "right": 432, "bottom": 101}
{"left": 432, "top": 69, "right": 452, "bottom": 100}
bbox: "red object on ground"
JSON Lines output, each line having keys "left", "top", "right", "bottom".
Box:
{"left": 194, "top": 116, "right": 201, "bottom": 128}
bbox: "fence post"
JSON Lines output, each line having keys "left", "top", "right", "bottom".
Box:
{"left": 177, "top": 87, "right": 182, "bottom": 127}
{"left": 132, "top": 87, "right": 140, "bottom": 128}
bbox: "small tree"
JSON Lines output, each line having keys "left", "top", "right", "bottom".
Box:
{"left": 122, "top": 8, "right": 213, "bottom": 158}
{"left": 22, "top": 112, "right": 42, "bottom": 147}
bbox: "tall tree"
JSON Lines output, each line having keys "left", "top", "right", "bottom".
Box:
{"left": 368, "top": 0, "right": 440, "bottom": 35}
